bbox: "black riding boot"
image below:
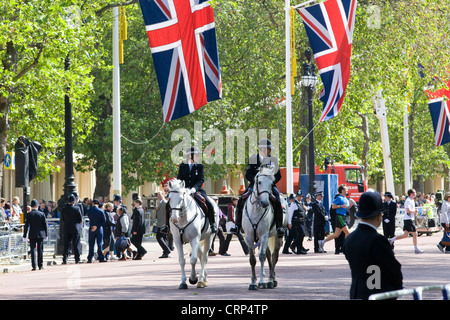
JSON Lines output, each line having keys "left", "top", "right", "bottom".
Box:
{"left": 206, "top": 201, "right": 217, "bottom": 233}
{"left": 274, "top": 201, "right": 285, "bottom": 238}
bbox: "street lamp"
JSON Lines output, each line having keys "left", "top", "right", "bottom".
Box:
{"left": 301, "top": 49, "right": 318, "bottom": 196}
{"left": 56, "top": 6, "right": 80, "bottom": 255}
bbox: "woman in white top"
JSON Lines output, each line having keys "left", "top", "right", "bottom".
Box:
{"left": 389, "top": 188, "right": 424, "bottom": 254}
{"left": 437, "top": 192, "right": 450, "bottom": 253}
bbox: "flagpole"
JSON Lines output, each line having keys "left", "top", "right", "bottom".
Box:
{"left": 404, "top": 102, "right": 411, "bottom": 194}
{"left": 285, "top": 0, "right": 294, "bottom": 195}
{"left": 112, "top": 6, "right": 122, "bottom": 196}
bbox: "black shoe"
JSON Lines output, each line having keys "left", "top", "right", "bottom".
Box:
{"left": 282, "top": 250, "right": 293, "bottom": 254}
{"left": 290, "top": 244, "right": 297, "bottom": 254}
{"left": 39, "top": 266, "right": 44, "bottom": 270}
{"left": 159, "top": 254, "right": 170, "bottom": 258}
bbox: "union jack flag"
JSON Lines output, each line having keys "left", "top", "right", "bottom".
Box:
{"left": 139, "top": 0, "right": 222, "bottom": 122}
{"left": 428, "top": 98, "right": 450, "bottom": 147}
{"left": 298, "top": 0, "right": 357, "bottom": 122}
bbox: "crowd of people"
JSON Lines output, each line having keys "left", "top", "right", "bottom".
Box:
{"left": 14, "top": 193, "right": 148, "bottom": 270}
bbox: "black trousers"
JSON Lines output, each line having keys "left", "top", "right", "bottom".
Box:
{"left": 63, "top": 229, "right": 81, "bottom": 262}
{"left": 291, "top": 222, "right": 305, "bottom": 251}
{"left": 314, "top": 223, "right": 325, "bottom": 251}
{"left": 131, "top": 232, "right": 147, "bottom": 257}
{"left": 156, "top": 230, "right": 172, "bottom": 255}
{"left": 383, "top": 221, "right": 396, "bottom": 239}
{"left": 29, "top": 238, "right": 44, "bottom": 269}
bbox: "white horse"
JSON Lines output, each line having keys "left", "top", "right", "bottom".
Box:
{"left": 242, "top": 165, "right": 288, "bottom": 290}
{"left": 167, "top": 179, "right": 218, "bottom": 289}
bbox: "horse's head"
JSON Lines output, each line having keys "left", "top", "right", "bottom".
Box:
{"left": 168, "top": 179, "right": 187, "bottom": 223}
{"left": 255, "top": 166, "right": 275, "bottom": 208}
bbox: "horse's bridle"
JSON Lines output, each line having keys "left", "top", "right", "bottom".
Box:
{"left": 168, "top": 190, "right": 187, "bottom": 218}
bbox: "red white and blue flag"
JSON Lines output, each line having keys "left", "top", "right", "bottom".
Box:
{"left": 298, "top": 0, "right": 357, "bottom": 122}
{"left": 139, "top": 0, "right": 222, "bottom": 122}
{"left": 428, "top": 98, "right": 450, "bottom": 147}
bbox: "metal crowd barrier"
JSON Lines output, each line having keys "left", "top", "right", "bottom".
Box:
{"left": 0, "top": 222, "right": 27, "bottom": 263}
{"left": 369, "top": 284, "right": 450, "bottom": 300}
{"left": 395, "top": 206, "right": 441, "bottom": 235}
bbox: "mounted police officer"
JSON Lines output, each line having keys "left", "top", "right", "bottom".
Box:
{"left": 230, "top": 139, "right": 285, "bottom": 238}
{"left": 161, "top": 146, "right": 217, "bottom": 233}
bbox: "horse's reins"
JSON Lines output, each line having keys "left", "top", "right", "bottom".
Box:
{"left": 169, "top": 190, "right": 201, "bottom": 243}
{"left": 244, "top": 173, "right": 274, "bottom": 243}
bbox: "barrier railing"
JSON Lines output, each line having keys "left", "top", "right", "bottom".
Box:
{"left": 0, "top": 223, "right": 28, "bottom": 263}
{"left": 369, "top": 284, "right": 450, "bottom": 300}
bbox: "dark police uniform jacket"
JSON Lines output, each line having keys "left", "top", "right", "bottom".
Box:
{"left": 131, "top": 206, "right": 146, "bottom": 235}
{"left": 61, "top": 204, "right": 83, "bottom": 233}
{"left": 245, "top": 154, "right": 281, "bottom": 189}
{"left": 177, "top": 163, "right": 205, "bottom": 196}
{"left": 383, "top": 201, "right": 397, "bottom": 224}
{"left": 23, "top": 209, "right": 47, "bottom": 239}
{"left": 311, "top": 199, "right": 327, "bottom": 227}
{"left": 343, "top": 223, "right": 403, "bottom": 300}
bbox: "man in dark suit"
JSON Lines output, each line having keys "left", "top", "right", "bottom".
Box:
{"left": 23, "top": 199, "right": 48, "bottom": 271}
{"left": 343, "top": 190, "right": 403, "bottom": 300}
{"left": 162, "top": 146, "right": 217, "bottom": 233}
{"left": 311, "top": 191, "right": 328, "bottom": 253}
{"left": 131, "top": 197, "right": 147, "bottom": 260}
{"left": 232, "top": 139, "right": 284, "bottom": 237}
{"left": 87, "top": 199, "right": 106, "bottom": 263}
{"left": 61, "top": 195, "right": 83, "bottom": 264}
{"left": 382, "top": 191, "right": 397, "bottom": 245}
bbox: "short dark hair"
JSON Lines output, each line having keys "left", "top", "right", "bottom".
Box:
{"left": 407, "top": 188, "right": 416, "bottom": 196}
{"left": 338, "top": 184, "right": 347, "bottom": 194}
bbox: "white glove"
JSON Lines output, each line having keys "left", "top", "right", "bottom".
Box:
{"left": 325, "top": 216, "right": 329, "bottom": 221}
{"left": 190, "top": 188, "right": 196, "bottom": 194}
{"left": 384, "top": 219, "right": 390, "bottom": 223}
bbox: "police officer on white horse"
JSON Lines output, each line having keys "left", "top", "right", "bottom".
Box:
{"left": 161, "top": 146, "right": 217, "bottom": 234}
{"left": 231, "top": 139, "right": 285, "bottom": 238}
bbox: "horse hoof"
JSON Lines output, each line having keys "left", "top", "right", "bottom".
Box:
{"left": 258, "top": 283, "right": 267, "bottom": 289}
{"left": 189, "top": 277, "right": 198, "bottom": 285}
{"left": 273, "top": 280, "right": 278, "bottom": 288}
{"left": 267, "top": 282, "right": 274, "bottom": 289}
{"left": 249, "top": 284, "right": 258, "bottom": 291}
{"left": 197, "top": 281, "right": 207, "bottom": 288}
{"left": 179, "top": 283, "right": 188, "bottom": 289}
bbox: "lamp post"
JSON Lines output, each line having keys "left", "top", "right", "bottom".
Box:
{"left": 56, "top": 7, "right": 80, "bottom": 255}
{"left": 301, "top": 49, "right": 318, "bottom": 196}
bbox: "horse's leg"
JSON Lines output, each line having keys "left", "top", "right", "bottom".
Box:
{"left": 173, "top": 236, "right": 187, "bottom": 289}
{"left": 189, "top": 237, "right": 199, "bottom": 285}
{"left": 245, "top": 234, "right": 258, "bottom": 290}
{"left": 197, "top": 236, "right": 211, "bottom": 288}
{"left": 266, "top": 236, "right": 280, "bottom": 289}
{"left": 258, "top": 234, "right": 269, "bottom": 289}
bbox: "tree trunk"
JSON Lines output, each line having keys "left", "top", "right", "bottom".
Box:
{"left": 0, "top": 41, "right": 17, "bottom": 196}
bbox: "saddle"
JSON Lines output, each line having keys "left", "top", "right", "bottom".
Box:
{"left": 193, "top": 192, "right": 208, "bottom": 215}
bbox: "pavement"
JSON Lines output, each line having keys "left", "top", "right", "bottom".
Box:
{"left": 0, "top": 226, "right": 449, "bottom": 301}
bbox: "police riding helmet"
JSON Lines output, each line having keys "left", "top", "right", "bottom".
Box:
{"left": 355, "top": 189, "right": 384, "bottom": 219}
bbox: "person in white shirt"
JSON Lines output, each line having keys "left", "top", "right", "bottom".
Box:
{"left": 437, "top": 192, "right": 450, "bottom": 253}
{"left": 389, "top": 188, "right": 424, "bottom": 254}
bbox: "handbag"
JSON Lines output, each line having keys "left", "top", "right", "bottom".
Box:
{"left": 441, "top": 231, "right": 450, "bottom": 246}
{"left": 116, "top": 235, "right": 129, "bottom": 251}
